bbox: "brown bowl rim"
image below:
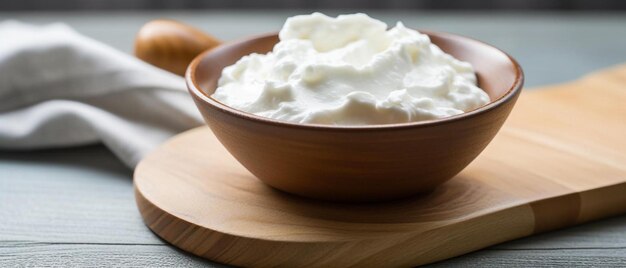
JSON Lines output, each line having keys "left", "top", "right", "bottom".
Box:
{"left": 186, "top": 30, "right": 524, "bottom": 132}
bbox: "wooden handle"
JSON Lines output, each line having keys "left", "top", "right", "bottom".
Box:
{"left": 134, "top": 20, "right": 222, "bottom": 76}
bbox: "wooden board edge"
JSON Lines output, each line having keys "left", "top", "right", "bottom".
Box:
{"left": 530, "top": 181, "right": 626, "bottom": 234}
{"left": 134, "top": 178, "right": 536, "bottom": 267}
{"left": 135, "top": 178, "right": 626, "bottom": 267}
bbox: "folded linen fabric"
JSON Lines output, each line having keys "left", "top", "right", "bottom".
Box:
{"left": 0, "top": 21, "right": 203, "bottom": 168}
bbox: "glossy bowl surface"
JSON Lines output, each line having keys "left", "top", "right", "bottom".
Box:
{"left": 186, "top": 31, "right": 523, "bottom": 202}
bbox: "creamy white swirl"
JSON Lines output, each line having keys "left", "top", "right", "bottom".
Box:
{"left": 212, "top": 13, "right": 490, "bottom": 125}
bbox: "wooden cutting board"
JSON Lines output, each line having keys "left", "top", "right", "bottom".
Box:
{"left": 134, "top": 65, "right": 626, "bottom": 267}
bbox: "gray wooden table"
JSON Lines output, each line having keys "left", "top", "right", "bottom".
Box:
{"left": 1, "top": 11, "right": 626, "bottom": 267}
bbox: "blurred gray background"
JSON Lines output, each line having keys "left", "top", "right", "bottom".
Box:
{"left": 1, "top": 0, "right": 626, "bottom": 10}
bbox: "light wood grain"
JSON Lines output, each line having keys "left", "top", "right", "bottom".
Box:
{"left": 0, "top": 243, "right": 224, "bottom": 268}
{"left": 2, "top": 243, "right": 625, "bottom": 268}
{"left": 134, "top": 63, "right": 626, "bottom": 267}
{"left": 0, "top": 146, "right": 156, "bottom": 244}
{"left": 428, "top": 248, "right": 626, "bottom": 267}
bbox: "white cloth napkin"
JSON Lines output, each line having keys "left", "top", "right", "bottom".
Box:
{"left": 0, "top": 21, "right": 203, "bottom": 168}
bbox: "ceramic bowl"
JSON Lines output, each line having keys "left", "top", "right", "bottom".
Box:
{"left": 186, "top": 31, "right": 523, "bottom": 202}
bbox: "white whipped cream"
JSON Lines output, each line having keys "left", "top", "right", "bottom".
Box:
{"left": 212, "top": 13, "right": 490, "bottom": 125}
